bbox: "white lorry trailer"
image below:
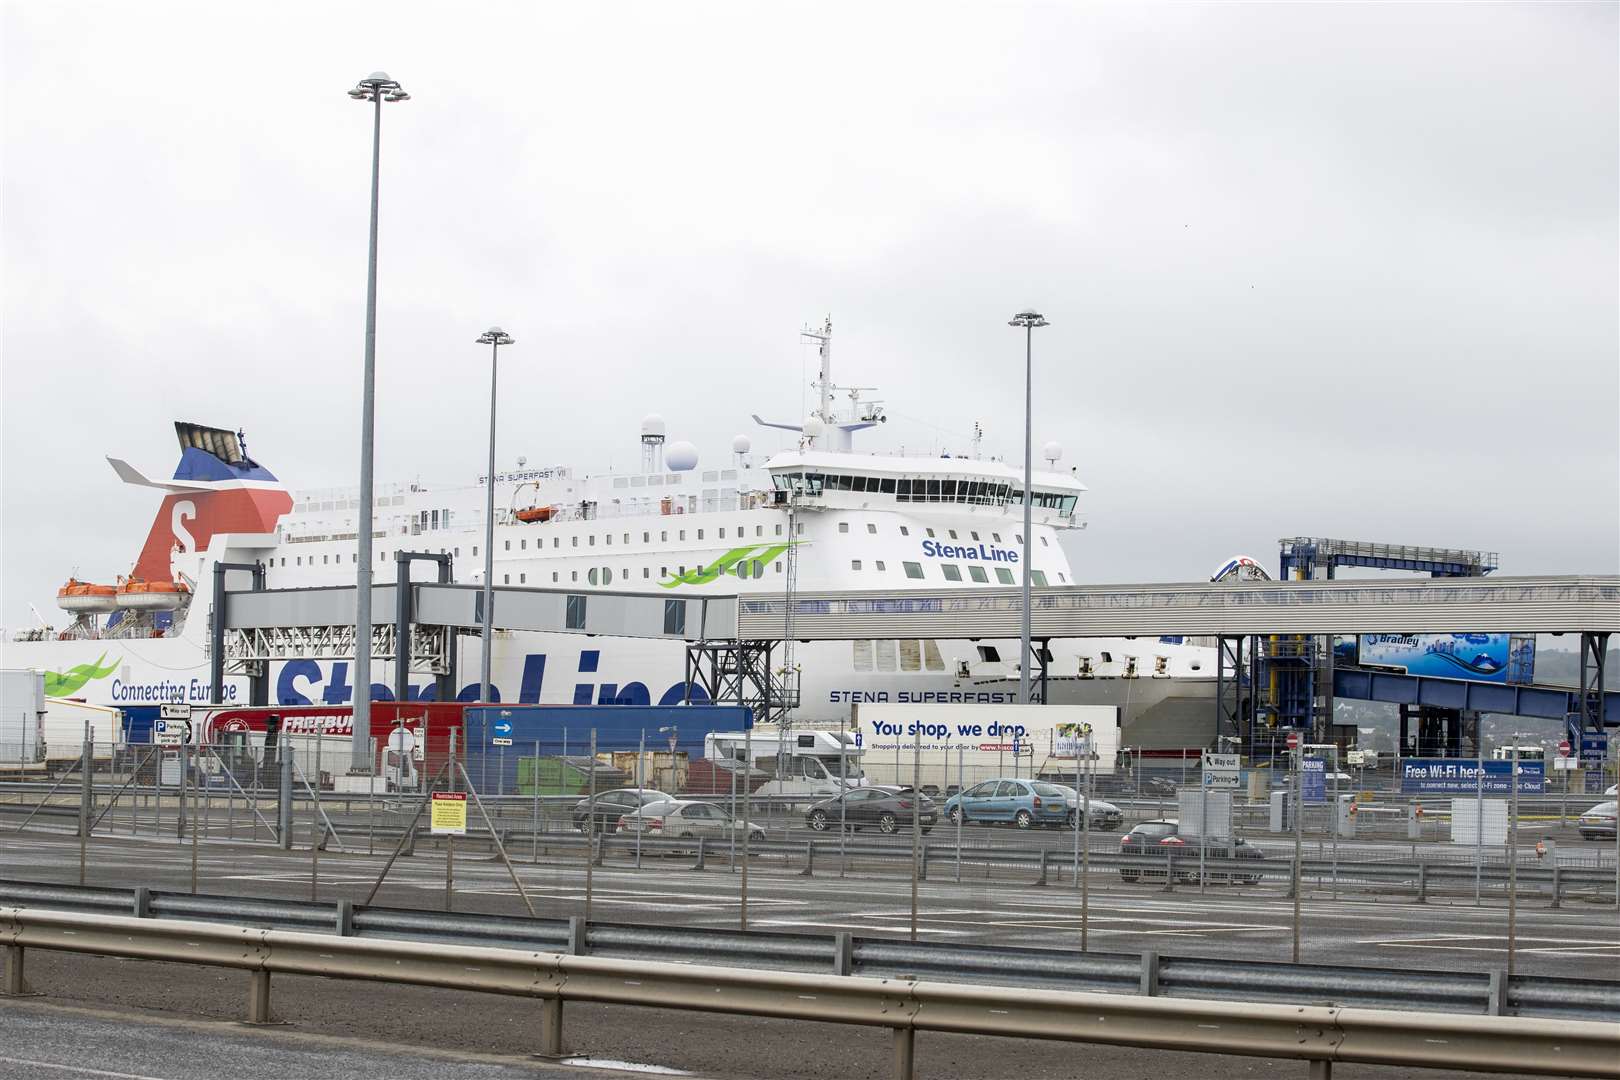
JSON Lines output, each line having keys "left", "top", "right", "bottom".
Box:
{"left": 1, "top": 669, "right": 46, "bottom": 769}
{"left": 853, "top": 703, "right": 1119, "bottom": 791}
{"left": 41, "top": 698, "right": 123, "bottom": 767}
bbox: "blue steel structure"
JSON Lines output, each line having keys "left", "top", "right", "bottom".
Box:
{"left": 1277, "top": 537, "right": 1498, "bottom": 580}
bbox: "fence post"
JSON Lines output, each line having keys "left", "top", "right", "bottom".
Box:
{"left": 691, "top": 837, "right": 707, "bottom": 872}
{"left": 800, "top": 840, "right": 815, "bottom": 877}
{"left": 3, "top": 945, "right": 37, "bottom": 996}
{"left": 833, "top": 931, "right": 854, "bottom": 976}
{"left": 1033, "top": 848, "right": 1048, "bottom": 887}
{"left": 245, "top": 970, "right": 272, "bottom": 1024}
{"left": 538, "top": 997, "right": 565, "bottom": 1058}
{"left": 918, "top": 842, "right": 928, "bottom": 882}
{"left": 1487, "top": 969, "right": 1508, "bottom": 1016}
{"left": 132, "top": 886, "right": 151, "bottom": 919}
{"left": 277, "top": 748, "right": 293, "bottom": 851}
{"left": 1162, "top": 852, "right": 1177, "bottom": 893}
{"left": 1139, "top": 951, "right": 1160, "bottom": 996}
{"left": 1416, "top": 862, "right": 1428, "bottom": 904}
{"left": 1550, "top": 862, "right": 1561, "bottom": 910}
{"left": 335, "top": 898, "right": 355, "bottom": 937}
{"left": 891, "top": 1026, "right": 916, "bottom": 1080}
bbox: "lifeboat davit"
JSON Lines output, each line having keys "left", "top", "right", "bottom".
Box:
{"left": 513, "top": 504, "right": 555, "bottom": 524}
{"left": 115, "top": 576, "right": 191, "bottom": 611}
{"left": 57, "top": 578, "right": 119, "bottom": 614}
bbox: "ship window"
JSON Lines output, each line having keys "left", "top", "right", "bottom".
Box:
{"left": 735, "top": 561, "right": 748, "bottom": 580}
{"left": 753, "top": 559, "right": 762, "bottom": 577}
{"left": 552, "top": 572, "right": 559, "bottom": 582}
{"left": 566, "top": 595, "right": 587, "bottom": 629}
{"left": 1015, "top": 534, "right": 1024, "bottom": 544}
{"left": 322, "top": 555, "right": 328, "bottom": 564}
{"left": 875, "top": 640, "right": 898, "bottom": 672}
{"left": 948, "top": 530, "right": 958, "bottom": 539}
{"left": 503, "top": 574, "right": 510, "bottom": 584}
{"left": 880, "top": 478, "right": 895, "bottom": 494}
{"left": 603, "top": 567, "right": 613, "bottom": 584}
{"left": 590, "top": 535, "right": 596, "bottom": 546}
{"left": 875, "top": 560, "right": 886, "bottom": 571}
{"left": 571, "top": 536, "right": 579, "bottom": 548}
{"left": 571, "top": 570, "right": 579, "bottom": 582}
{"left": 588, "top": 568, "right": 598, "bottom": 586}
{"left": 697, "top": 529, "right": 704, "bottom": 539}
{"left": 941, "top": 481, "right": 956, "bottom": 500}
{"left": 968, "top": 565, "right": 988, "bottom": 583}
{"left": 903, "top": 561, "right": 924, "bottom": 580}
{"left": 926, "top": 479, "right": 940, "bottom": 500}
{"left": 1041, "top": 536, "right": 1049, "bottom": 547}
{"left": 941, "top": 564, "right": 962, "bottom": 582}
{"left": 899, "top": 526, "right": 909, "bottom": 536}
{"left": 924, "top": 528, "right": 935, "bottom": 538}
{"left": 661, "top": 531, "right": 668, "bottom": 542}
{"left": 719, "top": 528, "right": 725, "bottom": 538}
{"left": 978, "top": 645, "right": 1002, "bottom": 662}
{"left": 923, "top": 640, "right": 945, "bottom": 671}
{"left": 775, "top": 562, "right": 783, "bottom": 573}
{"left": 995, "top": 567, "right": 1015, "bottom": 585}
{"left": 866, "top": 523, "right": 877, "bottom": 534}
{"left": 838, "top": 522, "right": 849, "bottom": 533}
{"left": 1100, "top": 651, "right": 1113, "bottom": 663}
{"left": 454, "top": 547, "right": 460, "bottom": 557}
{"left": 853, "top": 640, "right": 874, "bottom": 672}
{"left": 755, "top": 526, "right": 763, "bottom": 536}
{"left": 643, "top": 567, "right": 650, "bottom": 579}
{"left": 1059, "top": 572, "right": 1067, "bottom": 583}
{"left": 521, "top": 539, "right": 527, "bottom": 550}
{"left": 775, "top": 525, "right": 783, "bottom": 535}
{"left": 992, "top": 533, "right": 1002, "bottom": 543}
{"left": 1031, "top": 570, "right": 1047, "bottom": 587}
{"left": 664, "top": 598, "right": 686, "bottom": 635}
{"left": 796, "top": 522, "right": 804, "bottom": 534}
{"left": 702, "top": 470, "right": 719, "bottom": 482}
{"left": 970, "top": 532, "right": 980, "bottom": 541}
{"left": 296, "top": 557, "right": 302, "bottom": 566}
{"left": 643, "top": 532, "right": 650, "bottom": 543}
{"left": 520, "top": 573, "right": 527, "bottom": 584}
{"left": 899, "top": 640, "right": 921, "bottom": 671}
{"left": 661, "top": 566, "right": 668, "bottom": 578}
{"left": 679, "top": 565, "right": 686, "bottom": 576}
{"left": 679, "top": 530, "right": 686, "bottom": 541}
{"left": 851, "top": 560, "right": 862, "bottom": 571}
{"left": 604, "top": 534, "right": 611, "bottom": 545}
{"left": 504, "top": 540, "right": 511, "bottom": 551}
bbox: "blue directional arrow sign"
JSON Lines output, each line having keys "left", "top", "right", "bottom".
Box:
{"left": 494, "top": 721, "right": 513, "bottom": 737}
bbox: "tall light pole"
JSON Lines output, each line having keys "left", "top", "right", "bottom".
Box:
{"left": 1008, "top": 309, "right": 1048, "bottom": 705}
{"left": 477, "top": 327, "right": 515, "bottom": 704}
{"left": 347, "top": 72, "right": 409, "bottom": 773}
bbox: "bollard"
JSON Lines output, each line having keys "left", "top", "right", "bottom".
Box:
{"left": 892, "top": 1026, "right": 916, "bottom": 1080}
{"left": 691, "top": 837, "right": 707, "bottom": 872}
{"left": 1139, "top": 951, "right": 1160, "bottom": 996}
{"left": 1551, "top": 861, "right": 1562, "bottom": 910}
{"left": 537, "top": 997, "right": 564, "bottom": 1057}
{"left": 1416, "top": 862, "right": 1428, "bottom": 904}
{"left": 3, "top": 945, "right": 38, "bottom": 996}
{"left": 1162, "top": 853, "right": 1177, "bottom": 893}
{"left": 245, "top": 970, "right": 273, "bottom": 1024}
{"left": 1033, "top": 848, "right": 1048, "bottom": 887}
{"left": 800, "top": 840, "right": 815, "bottom": 877}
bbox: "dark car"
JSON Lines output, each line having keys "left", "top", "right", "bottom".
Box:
{"left": 572, "top": 788, "right": 675, "bottom": 833}
{"left": 1117, "top": 819, "right": 1264, "bottom": 883}
{"left": 805, "top": 785, "right": 936, "bottom": 835}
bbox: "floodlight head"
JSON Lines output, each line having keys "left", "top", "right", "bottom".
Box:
{"left": 1008, "top": 309, "right": 1049, "bottom": 329}
{"left": 350, "top": 72, "right": 407, "bottom": 101}
{"left": 477, "top": 327, "right": 515, "bottom": 346}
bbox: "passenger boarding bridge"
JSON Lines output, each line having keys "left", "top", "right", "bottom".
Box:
{"left": 209, "top": 559, "right": 1618, "bottom": 753}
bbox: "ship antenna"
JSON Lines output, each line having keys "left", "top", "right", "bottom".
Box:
{"left": 971, "top": 421, "right": 983, "bottom": 460}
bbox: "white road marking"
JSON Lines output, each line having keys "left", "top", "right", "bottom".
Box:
{"left": 0, "top": 1056, "right": 174, "bottom": 1080}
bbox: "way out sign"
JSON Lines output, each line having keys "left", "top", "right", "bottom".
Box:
{"left": 430, "top": 792, "right": 467, "bottom": 835}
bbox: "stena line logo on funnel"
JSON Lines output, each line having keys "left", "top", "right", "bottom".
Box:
{"left": 920, "top": 539, "right": 1018, "bottom": 564}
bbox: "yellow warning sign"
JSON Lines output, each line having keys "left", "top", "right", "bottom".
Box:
{"left": 430, "top": 792, "right": 467, "bottom": 835}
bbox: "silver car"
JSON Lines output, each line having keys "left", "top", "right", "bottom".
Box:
{"left": 1577, "top": 801, "right": 1617, "bottom": 841}
{"left": 618, "top": 800, "right": 768, "bottom": 844}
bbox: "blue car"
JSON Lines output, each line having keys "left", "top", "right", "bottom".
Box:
{"left": 943, "top": 778, "right": 1074, "bottom": 829}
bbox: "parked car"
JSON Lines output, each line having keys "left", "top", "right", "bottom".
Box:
{"left": 1604, "top": 784, "right": 1617, "bottom": 797}
{"left": 1142, "top": 776, "right": 1178, "bottom": 796}
{"left": 617, "top": 800, "right": 768, "bottom": 844}
{"left": 943, "top": 778, "right": 1073, "bottom": 829}
{"left": 804, "top": 786, "right": 936, "bottom": 834}
{"left": 572, "top": 788, "right": 675, "bottom": 833}
{"left": 1050, "top": 787, "right": 1123, "bottom": 831}
{"left": 1576, "top": 801, "right": 1618, "bottom": 841}
{"left": 1117, "top": 819, "right": 1265, "bottom": 883}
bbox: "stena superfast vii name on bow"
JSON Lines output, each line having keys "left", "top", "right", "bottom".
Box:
{"left": 4, "top": 319, "right": 1218, "bottom": 752}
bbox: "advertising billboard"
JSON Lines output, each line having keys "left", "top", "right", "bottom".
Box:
{"left": 1400, "top": 758, "right": 1545, "bottom": 795}
{"left": 1350, "top": 633, "right": 1535, "bottom": 684}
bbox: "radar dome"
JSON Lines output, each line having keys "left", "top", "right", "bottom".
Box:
{"left": 665, "top": 440, "right": 699, "bottom": 471}
{"left": 640, "top": 414, "right": 667, "bottom": 440}
{"left": 802, "top": 416, "right": 826, "bottom": 438}
{"left": 731, "top": 434, "right": 752, "bottom": 455}
{"left": 1042, "top": 441, "right": 1063, "bottom": 463}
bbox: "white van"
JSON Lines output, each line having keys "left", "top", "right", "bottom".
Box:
{"left": 704, "top": 729, "right": 866, "bottom": 798}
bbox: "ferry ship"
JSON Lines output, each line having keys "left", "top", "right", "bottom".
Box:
{"left": 2, "top": 320, "right": 1218, "bottom": 750}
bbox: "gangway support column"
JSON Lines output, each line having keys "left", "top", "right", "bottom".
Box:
{"left": 211, "top": 560, "right": 267, "bottom": 707}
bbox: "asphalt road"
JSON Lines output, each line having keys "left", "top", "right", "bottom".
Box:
{"left": 5, "top": 831, "right": 1617, "bottom": 980}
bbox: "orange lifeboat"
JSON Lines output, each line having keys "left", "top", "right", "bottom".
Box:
{"left": 513, "top": 504, "right": 555, "bottom": 524}
{"left": 57, "top": 578, "right": 119, "bottom": 614}
{"left": 115, "top": 576, "right": 192, "bottom": 612}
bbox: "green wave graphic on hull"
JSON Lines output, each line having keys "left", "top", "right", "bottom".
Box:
{"left": 659, "top": 543, "right": 799, "bottom": 588}
{"left": 43, "top": 654, "right": 119, "bottom": 697}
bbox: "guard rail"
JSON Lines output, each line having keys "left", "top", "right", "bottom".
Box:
{"left": 3, "top": 879, "right": 1615, "bottom": 1024}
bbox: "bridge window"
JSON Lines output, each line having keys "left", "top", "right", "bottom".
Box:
{"left": 903, "top": 562, "right": 924, "bottom": 580}
{"left": 1031, "top": 570, "right": 1048, "bottom": 587}
{"left": 995, "top": 567, "right": 1015, "bottom": 585}
{"left": 876, "top": 640, "right": 897, "bottom": 672}
{"left": 875, "top": 561, "right": 886, "bottom": 571}
{"left": 947, "top": 530, "right": 958, "bottom": 540}
{"left": 663, "top": 599, "right": 686, "bottom": 635}
{"left": 941, "top": 564, "right": 962, "bottom": 582}
{"left": 566, "top": 595, "right": 587, "bottom": 629}
{"left": 853, "top": 640, "right": 874, "bottom": 672}
{"left": 968, "top": 565, "right": 988, "bottom": 583}
{"left": 970, "top": 532, "right": 980, "bottom": 541}
{"left": 978, "top": 645, "right": 1001, "bottom": 663}
{"left": 923, "top": 640, "right": 945, "bottom": 671}
{"left": 898, "top": 526, "right": 909, "bottom": 536}
{"left": 900, "top": 640, "right": 921, "bottom": 671}
{"left": 992, "top": 533, "right": 1002, "bottom": 543}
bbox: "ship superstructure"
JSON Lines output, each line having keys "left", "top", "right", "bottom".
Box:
{"left": 5, "top": 321, "right": 1217, "bottom": 748}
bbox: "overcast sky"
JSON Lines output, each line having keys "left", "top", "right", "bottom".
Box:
{"left": 2, "top": 2, "right": 1616, "bottom": 626}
